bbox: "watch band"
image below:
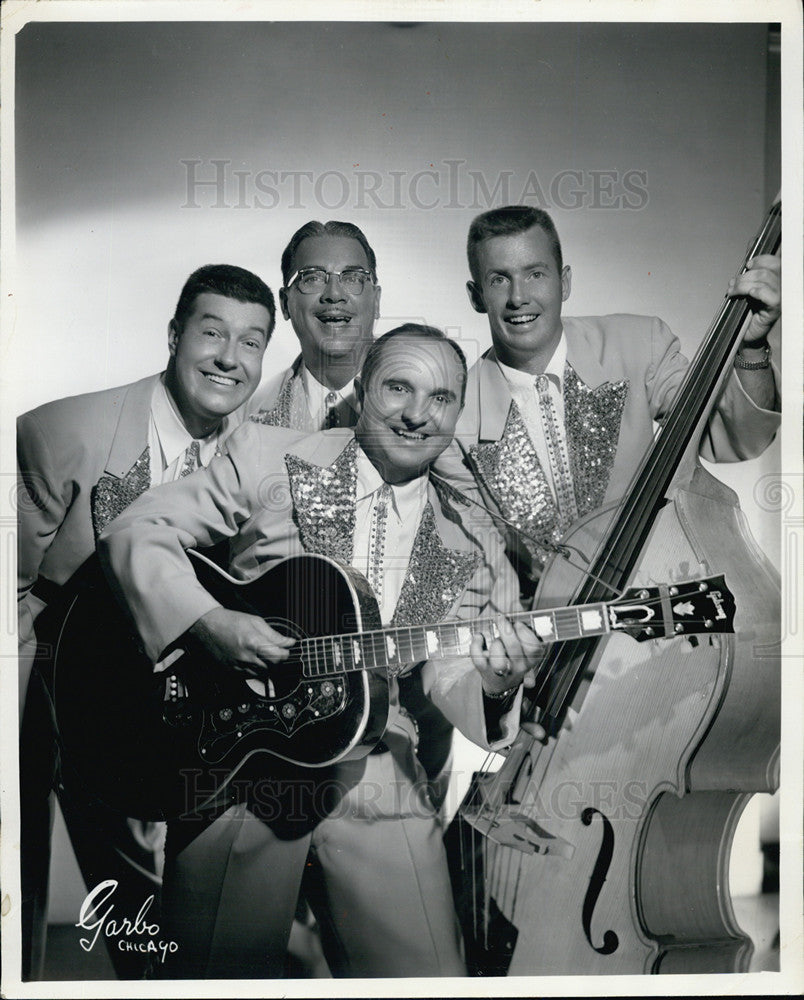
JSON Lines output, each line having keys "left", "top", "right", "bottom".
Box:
{"left": 483, "top": 684, "right": 518, "bottom": 701}
{"left": 734, "top": 343, "right": 771, "bottom": 370}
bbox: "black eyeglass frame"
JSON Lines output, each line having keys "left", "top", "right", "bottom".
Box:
{"left": 286, "top": 267, "right": 376, "bottom": 296}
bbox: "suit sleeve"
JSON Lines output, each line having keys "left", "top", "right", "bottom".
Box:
{"left": 647, "top": 316, "right": 780, "bottom": 461}
{"left": 16, "top": 410, "right": 71, "bottom": 602}
{"left": 98, "top": 422, "right": 271, "bottom": 662}
{"left": 421, "top": 511, "right": 524, "bottom": 751}
{"left": 16, "top": 409, "right": 79, "bottom": 712}
{"left": 699, "top": 325, "right": 781, "bottom": 462}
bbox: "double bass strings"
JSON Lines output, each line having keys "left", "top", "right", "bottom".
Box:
{"left": 460, "top": 199, "right": 780, "bottom": 967}
{"left": 532, "top": 205, "right": 779, "bottom": 729}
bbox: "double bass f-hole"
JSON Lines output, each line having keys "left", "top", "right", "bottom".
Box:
{"left": 449, "top": 197, "right": 781, "bottom": 976}
{"left": 580, "top": 807, "right": 619, "bottom": 956}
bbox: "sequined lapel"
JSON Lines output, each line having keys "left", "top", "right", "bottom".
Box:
{"left": 468, "top": 402, "right": 561, "bottom": 567}
{"left": 391, "top": 501, "right": 481, "bottom": 627}
{"left": 563, "top": 362, "right": 628, "bottom": 516}
{"left": 91, "top": 446, "right": 151, "bottom": 538}
{"left": 250, "top": 369, "right": 299, "bottom": 428}
{"left": 284, "top": 438, "right": 358, "bottom": 563}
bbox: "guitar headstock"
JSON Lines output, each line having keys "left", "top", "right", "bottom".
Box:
{"left": 610, "top": 575, "right": 736, "bottom": 642}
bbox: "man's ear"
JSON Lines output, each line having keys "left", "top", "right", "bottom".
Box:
{"left": 561, "top": 265, "right": 572, "bottom": 302}
{"left": 354, "top": 375, "right": 365, "bottom": 414}
{"left": 168, "top": 319, "right": 180, "bottom": 356}
{"left": 466, "top": 280, "right": 487, "bottom": 315}
{"left": 372, "top": 285, "right": 382, "bottom": 321}
{"left": 279, "top": 287, "right": 291, "bottom": 321}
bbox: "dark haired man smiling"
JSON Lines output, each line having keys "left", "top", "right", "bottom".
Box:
{"left": 252, "top": 222, "right": 461, "bottom": 961}
{"left": 18, "top": 263, "right": 275, "bottom": 980}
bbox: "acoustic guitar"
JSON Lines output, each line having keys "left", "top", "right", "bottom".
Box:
{"left": 53, "top": 550, "right": 735, "bottom": 820}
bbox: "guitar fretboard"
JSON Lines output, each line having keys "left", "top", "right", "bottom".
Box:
{"left": 300, "top": 601, "right": 616, "bottom": 679}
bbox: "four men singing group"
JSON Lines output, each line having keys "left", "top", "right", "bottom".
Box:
{"left": 17, "top": 206, "right": 781, "bottom": 979}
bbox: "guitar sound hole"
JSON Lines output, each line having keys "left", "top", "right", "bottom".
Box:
{"left": 233, "top": 616, "right": 308, "bottom": 701}
{"left": 266, "top": 654, "right": 307, "bottom": 699}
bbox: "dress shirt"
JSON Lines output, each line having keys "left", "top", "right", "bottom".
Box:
{"left": 352, "top": 448, "right": 428, "bottom": 625}
{"left": 300, "top": 364, "right": 357, "bottom": 428}
{"left": 496, "top": 332, "right": 568, "bottom": 504}
{"left": 148, "top": 376, "right": 227, "bottom": 485}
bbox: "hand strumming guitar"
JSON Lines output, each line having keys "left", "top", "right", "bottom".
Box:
{"left": 186, "top": 607, "right": 295, "bottom": 679}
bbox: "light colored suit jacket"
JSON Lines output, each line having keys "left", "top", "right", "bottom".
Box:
{"left": 17, "top": 374, "right": 170, "bottom": 697}
{"left": 99, "top": 424, "right": 524, "bottom": 752}
{"left": 250, "top": 355, "right": 360, "bottom": 431}
{"left": 436, "top": 314, "right": 781, "bottom": 576}
{"left": 17, "top": 374, "right": 162, "bottom": 602}
{"left": 250, "top": 355, "right": 454, "bottom": 790}
{"left": 17, "top": 374, "right": 161, "bottom": 724}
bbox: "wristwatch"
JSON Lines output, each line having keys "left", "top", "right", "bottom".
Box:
{"left": 734, "top": 342, "right": 771, "bottom": 370}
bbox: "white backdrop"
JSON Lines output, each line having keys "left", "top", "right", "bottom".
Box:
{"left": 8, "top": 18, "right": 786, "bottom": 562}
{"left": 3, "top": 2, "right": 802, "bottom": 993}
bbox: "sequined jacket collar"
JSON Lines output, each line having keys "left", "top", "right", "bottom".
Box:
{"left": 102, "top": 374, "right": 162, "bottom": 478}
{"left": 91, "top": 374, "right": 162, "bottom": 538}
{"left": 472, "top": 336, "right": 615, "bottom": 442}
{"left": 251, "top": 355, "right": 359, "bottom": 432}
{"left": 284, "top": 435, "right": 481, "bottom": 627}
{"left": 464, "top": 338, "right": 629, "bottom": 569}
{"left": 251, "top": 355, "right": 305, "bottom": 429}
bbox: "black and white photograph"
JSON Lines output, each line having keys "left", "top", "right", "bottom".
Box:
{"left": 1, "top": 1, "right": 802, "bottom": 996}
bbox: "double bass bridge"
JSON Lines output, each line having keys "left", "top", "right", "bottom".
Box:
{"left": 461, "top": 804, "right": 575, "bottom": 859}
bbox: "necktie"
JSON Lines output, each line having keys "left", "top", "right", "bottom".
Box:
{"left": 324, "top": 391, "right": 340, "bottom": 429}
{"left": 367, "top": 483, "right": 392, "bottom": 605}
{"left": 535, "top": 374, "right": 578, "bottom": 528}
{"left": 179, "top": 440, "right": 201, "bottom": 478}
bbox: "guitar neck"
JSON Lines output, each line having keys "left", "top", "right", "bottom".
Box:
{"left": 300, "top": 600, "right": 614, "bottom": 679}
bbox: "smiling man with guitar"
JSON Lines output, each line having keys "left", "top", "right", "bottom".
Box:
{"left": 98, "top": 324, "right": 541, "bottom": 979}
{"left": 251, "top": 221, "right": 458, "bottom": 829}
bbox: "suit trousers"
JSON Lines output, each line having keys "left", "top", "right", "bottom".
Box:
{"left": 19, "top": 620, "right": 162, "bottom": 981}
{"left": 157, "top": 724, "right": 466, "bottom": 979}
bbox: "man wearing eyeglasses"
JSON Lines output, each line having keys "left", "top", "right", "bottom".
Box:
{"left": 250, "top": 221, "right": 456, "bottom": 972}
{"left": 260, "top": 234, "right": 457, "bottom": 781}
{"left": 251, "top": 220, "right": 380, "bottom": 431}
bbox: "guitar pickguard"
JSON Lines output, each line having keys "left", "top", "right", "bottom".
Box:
{"left": 164, "top": 674, "right": 350, "bottom": 764}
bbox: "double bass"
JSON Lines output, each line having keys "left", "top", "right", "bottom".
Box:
{"left": 448, "top": 199, "right": 781, "bottom": 975}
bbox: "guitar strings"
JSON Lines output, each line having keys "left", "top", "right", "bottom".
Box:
{"left": 294, "top": 589, "right": 724, "bottom": 677}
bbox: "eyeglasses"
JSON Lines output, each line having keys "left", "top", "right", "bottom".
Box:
{"left": 287, "top": 267, "right": 375, "bottom": 296}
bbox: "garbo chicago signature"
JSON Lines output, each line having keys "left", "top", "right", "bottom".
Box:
{"left": 76, "top": 880, "right": 178, "bottom": 962}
